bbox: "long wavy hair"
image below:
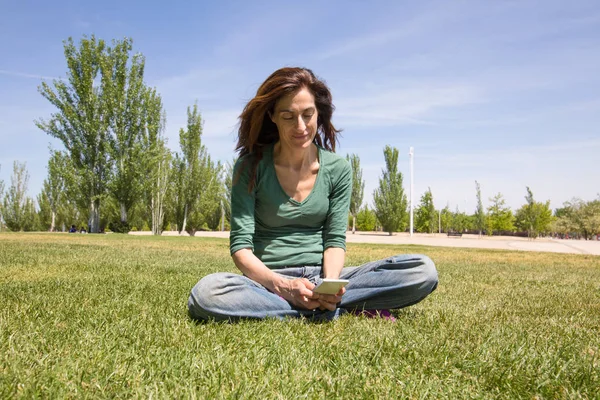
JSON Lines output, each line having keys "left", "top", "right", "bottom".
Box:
{"left": 235, "top": 67, "right": 341, "bottom": 190}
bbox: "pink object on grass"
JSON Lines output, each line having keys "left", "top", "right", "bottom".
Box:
{"left": 352, "top": 309, "right": 397, "bottom": 322}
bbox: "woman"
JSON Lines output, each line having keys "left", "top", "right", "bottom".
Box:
{"left": 188, "top": 67, "right": 438, "bottom": 321}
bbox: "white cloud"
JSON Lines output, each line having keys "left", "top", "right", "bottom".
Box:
{"left": 0, "top": 69, "right": 62, "bottom": 81}
{"left": 335, "top": 83, "right": 484, "bottom": 127}
{"left": 315, "top": 3, "right": 457, "bottom": 60}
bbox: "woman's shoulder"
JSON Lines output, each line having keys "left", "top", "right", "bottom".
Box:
{"left": 318, "top": 146, "right": 351, "bottom": 172}
{"left": 235, "top": 145, "right": 274, "bottom": 169}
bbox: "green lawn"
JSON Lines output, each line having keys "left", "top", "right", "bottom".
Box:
{"left": 0, "top": 233, "right": 598, "bottom": 399}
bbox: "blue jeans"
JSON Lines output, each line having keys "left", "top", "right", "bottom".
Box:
{"left": 188, "top": 254, "right": 438, "bottom": 322}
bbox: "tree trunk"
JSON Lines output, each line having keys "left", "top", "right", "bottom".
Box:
{"left": 50, "top": 211, "right": 56, "bottom": 232}
{"left": 221, "top": 201, "right": 225, "bottom": 231}
{"left": 119, "top": 202, "right": 127, "bottom": 223}
{"left": 180, "top": 203, "right": 188, "bottom": 235}
{"left": 352, "top": 215, "right": 356, "bottom": 234}
{"left": 90, "top": 198, "right": 100, "bottom": 233}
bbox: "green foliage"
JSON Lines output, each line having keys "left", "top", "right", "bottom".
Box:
{"left": 169, "top": 104, "right": 227, "bottom": 235}
{"left": 2, "top": 161, "right": 34, "bottom": 232}
{"left": 138, "top": 88, "right": 170, "bottom": 236}
{"left": 174, "top": 104, "right": 203, "bottom": 234}
{"left": 515, "top": 187, "right": 553, "bottom": 238}
{"left": 222, "top": 158, "right": 236, "bottom": 226}
{"left": 356, "top": 205, "right": 377, "bottom": 231}
{"left": 373, "top": 146, "right": 408, "bottom": 235}
{"left": 346, "top": 154, "right": 365, "bottom": 233}
{"left": 108, "top": 220, "right": 131, "bottom": 234}
{"left": 451, "top": 206, "right": 469, "bottom": 233}
{"left": 1, "top": 234, "right": 599, "bottom": 398}
{"left": 487, "top": 193, "right": 515, "bottom": 234}
{"left": 440, "top": 205, "right": 452, "bottom": 233}
{"left": 474, "top": 181, "right": 486, "bottom": 235}
{"left": 555, "top": 198, "right": 600, "bottom": 239}
{"left": 415, "top": 187, "right": 437, "bottom": 233}
{"left": 104, "top": 38, "right": 152, "bottom": 227}
{"left": 36, "top": 36, "right": 113, "bottom": 233}
{"left": 0, "top": 164, "right": 5, "bottom": 231}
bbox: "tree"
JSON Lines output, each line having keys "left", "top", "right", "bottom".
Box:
{"left": 2, "top": 161, "right": 33, "bottom": 231}
{"left": 440, "top": 205, "right": 452, "bottom": 233}
{"left": 415, "top": 187, "right": 436, "bottom": 233}
{"left": 40, "top": 150, "right": 71, "bottom": 231}
{"left": 373, "top": 146, "right": 408, "bottom": 235}
{"left": 346, "top": 154, "right": 364, "bottom": 234}
{"left": 174, "top": 104, "right": 203, "bottom": 234}
{"left": 0, "top": 165, "right": 5, "bottom": 231}
{"left": 198, "top": 159, "right": 225, "bottom": 232}
{"left": 36, "top": 36, "right": 112, "bottom": 233}
{"left": 105, "top": 38, "right": 150, "bottom": 231}
{"left": 222, "top": 157, "right": 237, "bottom": 228}
{"left": 487, "top": 193, "right": 515, "bottom": 235}
{"left": 141, "top": 89, "right": 170, "bottom": 236}
{"left": 37, "top": 187, "right": 52, "bottom": 231}
{"left": 558, "top": 198, "right": 600, "bottom": 240}
{"left": 515, "top": 187, "right": 553, "bottom": 238}
{"left": 356, "top": 205, "right": 377, "bottom": 231}
{"left": 451, "top": 206, "right": 469, "bottom": 233}
{"left": 474, "top": 180, "right": 486, "bottom": 236}
{"left": 186, "top": 155, "right": 224, "bottom": 234}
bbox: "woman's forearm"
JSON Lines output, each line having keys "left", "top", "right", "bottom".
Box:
{"left": 231, "top": 248, "right": 286, "bottom": 293}
{"left": 322, "top": 247, "right": 345, "bottom": 279}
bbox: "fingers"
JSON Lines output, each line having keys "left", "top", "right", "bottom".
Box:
{"left": 300, "top": 278, "right": 315, "bottom": 290}
{"left": 317, "top": 298, "right": 337, "bottom": 311}
{"left": 319, "top": 293, "right": 343, "bottom": 304}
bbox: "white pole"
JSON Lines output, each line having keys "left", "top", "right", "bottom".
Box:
{"left": 409, "top": 147, "right": 414, "bottom": 237}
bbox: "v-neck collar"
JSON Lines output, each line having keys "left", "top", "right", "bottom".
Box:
{"left": 269, "top": 144, "right": 322, "bottom": 206}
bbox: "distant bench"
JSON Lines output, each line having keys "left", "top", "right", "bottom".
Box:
{"left": 447, "top": 232, "right": 463, "bottom": 238}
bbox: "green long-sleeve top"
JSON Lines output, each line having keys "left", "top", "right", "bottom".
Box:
{"left": 230, "top": 144, "right": 352, "bottom": 269}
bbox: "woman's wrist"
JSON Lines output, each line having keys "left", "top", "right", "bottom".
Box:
{"left": 270, "top": 274, "right": 289, "bottom": 295}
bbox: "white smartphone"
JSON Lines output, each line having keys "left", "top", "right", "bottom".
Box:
{"left": 313, "top": 279, "right": 350, "bottom": 295}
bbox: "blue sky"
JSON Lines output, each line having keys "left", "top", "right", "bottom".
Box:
{"left": 1, "top": 0, "right": 599, "bottom": 213}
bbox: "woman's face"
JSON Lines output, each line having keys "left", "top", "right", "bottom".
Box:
{"left": 270, "top": 87, "right": 318, "bottom": 151}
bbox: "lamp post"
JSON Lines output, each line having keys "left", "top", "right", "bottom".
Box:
{"left": 409, "top": 147, "right": 414, "bottom": 237}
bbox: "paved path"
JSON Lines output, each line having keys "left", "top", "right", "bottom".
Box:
{"left": 149, "top": 231, "right": 600, "bottom": 256}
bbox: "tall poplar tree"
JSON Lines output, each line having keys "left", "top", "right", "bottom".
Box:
{"left": 415, "top": 187, "right": 436, "bottom": 233}
{"left": 515, "top": 187, "right": 553, "bottom": 238}
{"left": 346, "top": 154, "right": 364, "bottom": 234}
{"left": 141, "top": 88, "right": 170, "bottom": 236}
{"left": 175, "top": 104, "right": 203, "bottom": 234}
{"left": 0, "top": 165, "right": 4, "bottom": 231}
{"left": 41, "top": 150, "right": 70, "bottom": 231}
{"left": 373, "top": 146, "right": 408, "bottom": 235}
{"left": 36, "top": 36, "right": 111, "bottom": 233}
{"left": 104, "top": 38, "right": 149, "bottom": 229}
{"left": 2, "top": 161, "right": 32, "bottom": 231}
{"left": 474, "top": 180, "right": 486, "bottom": 236}
{"left": 487, "top": 193, "right": 514, "bottom": 234}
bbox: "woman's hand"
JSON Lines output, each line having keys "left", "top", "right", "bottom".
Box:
{"left": 316, "top": 287, "right": 346, "bottom": 311}
{"left": 276, "top": 278, "right": 321, "bottom": 310}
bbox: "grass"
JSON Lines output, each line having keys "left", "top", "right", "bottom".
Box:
{"left": 0, "top": 233, "right": 599, "bottom": 399}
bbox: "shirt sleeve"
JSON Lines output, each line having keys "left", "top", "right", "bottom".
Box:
{"left": 229, "top": 156, "right": 256, "bottom": 255}
{"left": 323, "top": 158, "right": 352, "bottom": 250}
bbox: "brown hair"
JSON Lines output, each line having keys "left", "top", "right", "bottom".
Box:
{"left": 235, "top": 67, "right": 341, "bottom": 190}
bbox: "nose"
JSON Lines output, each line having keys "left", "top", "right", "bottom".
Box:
{"left": 295, "top": 116, "right": 306, "bottom": 131}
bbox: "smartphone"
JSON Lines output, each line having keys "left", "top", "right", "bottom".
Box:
{"left": 313, "top": 279, "right": 350, "bottom": 295}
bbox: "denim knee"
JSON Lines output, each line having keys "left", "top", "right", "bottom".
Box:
{"left": 188, "top": 273, "right": 225, "bottom": 320}
{"left": 419, "top": 255, "right": 439, "bottom": 293}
